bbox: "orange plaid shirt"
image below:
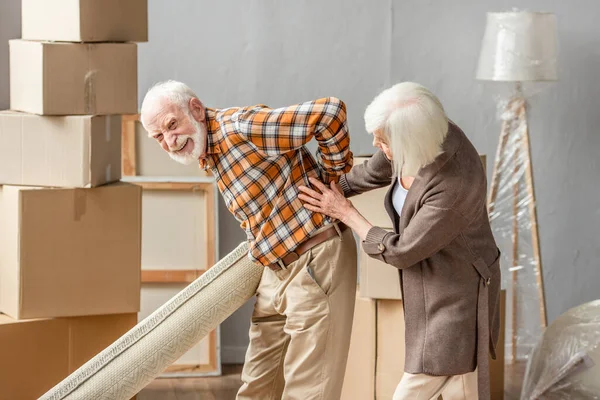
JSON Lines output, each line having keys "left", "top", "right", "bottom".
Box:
{"left": 199, "top": 97, "right": 353, "bottom": 266}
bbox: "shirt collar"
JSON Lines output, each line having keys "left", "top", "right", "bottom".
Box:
{"left": 199, "top": 107, "right": 222, "bottom": 170}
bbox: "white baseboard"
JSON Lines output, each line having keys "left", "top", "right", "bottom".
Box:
{"left": 221, "top": 345, "right": 248, "bottom": 364}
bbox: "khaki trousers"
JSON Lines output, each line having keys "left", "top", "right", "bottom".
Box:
{"left": 236, "top": 226, "right": 357, "bottom": 400}
{"left": 393, "top": 369, "right": 479, "bottom": 400}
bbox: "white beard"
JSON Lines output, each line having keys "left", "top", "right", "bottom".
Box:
{"left": 168, "top": 117, "right": 207, "bottom": 165}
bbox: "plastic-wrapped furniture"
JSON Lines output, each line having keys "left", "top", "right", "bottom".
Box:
{"left": 521, "top": 299, "right": 600, "bottom": 399}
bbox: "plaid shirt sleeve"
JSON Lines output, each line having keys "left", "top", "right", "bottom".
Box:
{"left": 235, "top": 97, "right": 353, "bottom": 183}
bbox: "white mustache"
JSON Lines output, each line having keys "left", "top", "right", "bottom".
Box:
{"left": 170, "top": 138, "right": 189, "bottom": 152}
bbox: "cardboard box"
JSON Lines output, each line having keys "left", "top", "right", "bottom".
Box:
{"left": 0, "top": 111, "right": 121, "bottom": 188}
{"left": 9, "top": 40, "right": 137, "bottom": 115}
{"left": 376, "top": 299, "right": 406, "bottom": 399}
{"left": 351, "top": 157, "right": 393, "bottom": 229}
{"left": 341, "top": 294, "right": 405, "bottom": 399}
{"left": 359, "top": 246, "right": 402, "bottom": 300}
{"left": 22, "top": 0, "right": 148, "bottom": 43}
{"left": 0, "top": 183, "right": 142, "bottom": 319}
{"left": 342, "top": 290, "right": 506, "bottom": 400}
{"left": 340, "top": 293, "right": 376, "bottom": 400}
{"left": 0, "top": 313, "right": 137, "bottom": 400}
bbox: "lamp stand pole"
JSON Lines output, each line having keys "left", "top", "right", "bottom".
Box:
{"left": 487, "top": 83, "right": 548, "bottom": 363}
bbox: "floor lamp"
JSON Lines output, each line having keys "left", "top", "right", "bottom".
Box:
{"left": 476, "top": 11, "right": 557, "bottom": 362}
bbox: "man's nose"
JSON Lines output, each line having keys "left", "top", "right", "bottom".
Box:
{"left": 165, "top": 134, "right": 178, "bottom": 149}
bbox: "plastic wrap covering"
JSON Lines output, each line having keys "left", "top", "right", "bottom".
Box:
{"left": 476, "top": 10, "right": 558, "bottom": 82}
{"left": 39, "top": 241, "right": 263, "bottom": 400}
{"left": 488, "top": 92, "right": 547, "bottom": 363}
{"left": 520, "top": 300, "right": 600, "bottom": 399}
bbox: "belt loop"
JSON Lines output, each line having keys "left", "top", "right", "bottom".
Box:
{"left": 333, "top": 222, "right": 343, "bottom": 240}
{"left": 277, "top": 259, "right": 287, "bottom": 270}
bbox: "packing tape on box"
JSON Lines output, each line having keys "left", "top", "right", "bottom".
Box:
{"left": 39, "top": 241, "right": 262, "bottom": 400}
{"left": 84, "top": 70, "right": 97, "bottom": 115}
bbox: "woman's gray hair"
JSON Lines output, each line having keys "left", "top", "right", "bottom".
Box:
{"left": 364, "top": 82, "right": 449, "bottom": 177}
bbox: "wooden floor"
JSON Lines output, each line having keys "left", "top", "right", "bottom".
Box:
{"left": 138, "top": 362, "right": 526, "bottom": 400}
{"left": 138, "top": 365, "right": 243, "bottom": 400}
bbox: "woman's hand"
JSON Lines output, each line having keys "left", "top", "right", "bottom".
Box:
{"left": 298, "top": 178, "right": 354, "bottom": 223}
{"left": 299, "top": 177, "right": 374, "bottom": 240}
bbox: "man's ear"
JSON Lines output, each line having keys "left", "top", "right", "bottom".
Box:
{"left": 189, "top": 97, "right": 205, "bottom": 123}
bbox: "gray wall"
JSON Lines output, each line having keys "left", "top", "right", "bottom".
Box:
{"left": 2, "top": 0, "right": 599, "bottom": 364}
{"left": 0, "top": 0, "right": 20, "bottom": 109}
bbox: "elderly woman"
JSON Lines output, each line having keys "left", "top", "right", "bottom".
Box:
{"left": 298, "top": 82, "right": 501, "bottom": 400}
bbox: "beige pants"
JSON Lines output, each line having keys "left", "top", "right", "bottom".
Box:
{"left": 393, "top": 369, "right": 478, "bottom": 400}
{"left": 236, "top": 226, "right": 357, "bottom": 400}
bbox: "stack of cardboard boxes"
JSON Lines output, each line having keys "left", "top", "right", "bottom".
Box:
{"left": 341, "top": 155, "right": 506, "bottom": 400}
{"left": 0, "top": 1, "right": 148, "bottom": 398}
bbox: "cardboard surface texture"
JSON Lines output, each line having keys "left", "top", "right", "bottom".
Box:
{"left": 359, "top": 246, "right": 402, "bottom": 300}
{"left": 351, "top": 156, "right": 393, "bottom": 229}
{"left": 0, "top": 313, "right": 137, "bottom": 400}
{"left": 340, "top": 293, "right": 376, "bottom": 400}
{"left": 0, "top": 183, "right": 142, "bottom": 319}
{"left": 9, "top": 40, "right": 137, "bottom": 115}
{"left": 376, "top": 300, "right": 406, "bottom": 399}
{"left": 0, "top": 111, "right": 121, "bottom": 188}
{"left": 341, "top": 291, "right": 506, "bottom": 400}
{"left": 341, "top": 293, "right": 405, "bottom": 400}
{"left": 21, "top": 0, "right": 148, "bottom": 42}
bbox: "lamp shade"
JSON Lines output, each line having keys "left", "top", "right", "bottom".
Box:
{"left": 476, "top": 11, "right": 558, "bottom": 82}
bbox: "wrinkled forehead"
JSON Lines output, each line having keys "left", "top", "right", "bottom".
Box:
{"left": 141, "top": 98, "right": 183, "bottom": 129}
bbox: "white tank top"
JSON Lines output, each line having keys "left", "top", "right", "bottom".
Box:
{"left": 392, "top": 178, "right": 409, "bottom": 216}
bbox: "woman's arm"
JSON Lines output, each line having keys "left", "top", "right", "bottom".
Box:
{"left": 339, "top": 150, "right": 393, "bottom": 197}
{"left": 300, "top": 170, "right": 485, "bottom": 271}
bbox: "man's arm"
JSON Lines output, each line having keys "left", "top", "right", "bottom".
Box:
{"left": 235, "top": 97, "right": 352, "bottom": 183}
{"left": 339, "top": 150, "right": 393, "bottom": 198}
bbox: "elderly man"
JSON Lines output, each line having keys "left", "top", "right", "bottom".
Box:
{"left": 140, "top": 80, "right": 357, "bottom": 400}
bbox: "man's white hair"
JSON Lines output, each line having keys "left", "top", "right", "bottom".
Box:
{"left": 140, "top": 80, "right": 199, "bottom": 127}
{"left": 364, "top": 82, "right": 449, "bottom": 177}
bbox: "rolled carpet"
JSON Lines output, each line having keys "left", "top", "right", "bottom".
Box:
{"left": 39, "top": 242, "right": 262, "bottom": 400}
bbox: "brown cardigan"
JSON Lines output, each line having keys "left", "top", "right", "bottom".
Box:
{"left": 340, "top": 122, "right": 501, "bottom": 400}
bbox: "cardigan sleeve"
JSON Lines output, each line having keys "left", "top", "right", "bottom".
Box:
{"left": 339, "top": 150, "right": 393, "bottom": 198}
{"left": 362, "top": 163, "right": 485, "bottom": 269}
